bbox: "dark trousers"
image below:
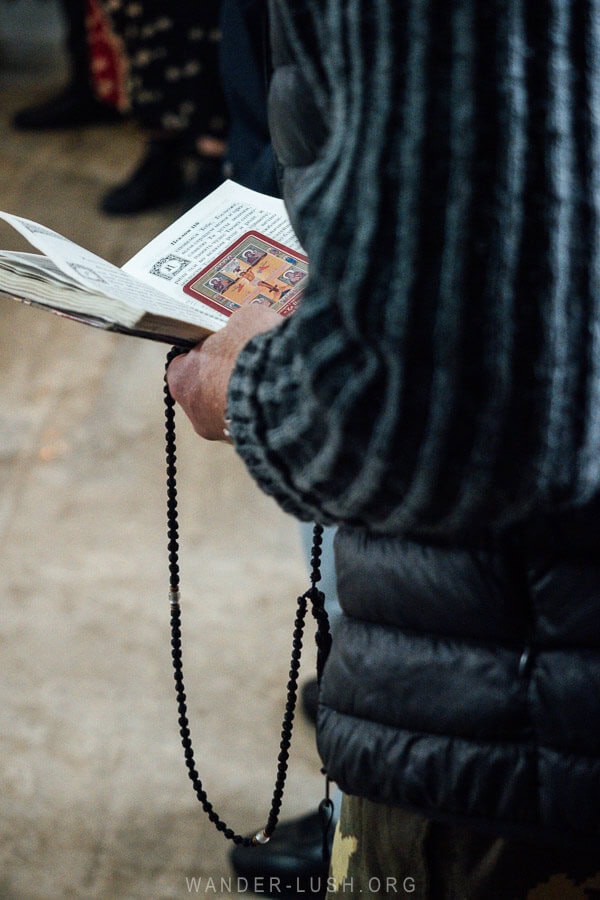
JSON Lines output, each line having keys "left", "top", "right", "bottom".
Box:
{"left": 219, "top": 0, "right": 279, "bottom": 195}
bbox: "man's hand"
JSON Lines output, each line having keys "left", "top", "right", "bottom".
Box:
{"left": 166, "top": 304, "right": 282, "bottom": 441}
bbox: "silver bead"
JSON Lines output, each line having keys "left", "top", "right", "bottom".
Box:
{"left": 253, "top": 829, "right": 270, "bottom": 845}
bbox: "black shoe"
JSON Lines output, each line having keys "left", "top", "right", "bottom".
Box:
{"left": 12, "top": 84, "right": 123, "bottom": 130}
{"left": 229, "top": 811, "right": 331, "bottom": 899}
{"left": 302, "top": 678, "right": 319, "bottom": 726}
{"left": 101, "top": 140, "right": 185, "bottom": 215}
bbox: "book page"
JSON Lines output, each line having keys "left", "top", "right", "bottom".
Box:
{"left": 0, "top": 213, "right": 227, "bottom": 333}
{"left": 124, "top": 180, "right": 307, "bottom": 320}
{"left": 0, "top": 251, "right": 129, "bottom": 306}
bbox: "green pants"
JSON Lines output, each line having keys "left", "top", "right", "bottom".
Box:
{"left": 329, "top": 795, "right": 600, "bottom": 899}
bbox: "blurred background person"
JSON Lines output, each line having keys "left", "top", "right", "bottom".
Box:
{"left": 11, "top": 0, "right": 230, "bottom": 215}
{"left": 98, "top": 0, "right": 228, "bottom": 215}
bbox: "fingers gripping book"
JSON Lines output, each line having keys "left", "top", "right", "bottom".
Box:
{"left": 0, "top": 181, "right": 308, "bottom": 347}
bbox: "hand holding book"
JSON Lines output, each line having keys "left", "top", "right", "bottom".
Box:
{"left": 167, "top": 303, "right": 282, "bottom": 442}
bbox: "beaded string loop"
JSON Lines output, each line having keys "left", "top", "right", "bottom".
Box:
{"left": 164, "top": 347, "right": 331, "bottom": 846}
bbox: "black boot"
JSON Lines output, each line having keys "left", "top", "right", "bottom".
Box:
{"left": 100, "top": 139, "right": 185, "bottom": 215}
{"left": 12, "top": 83, "right": 123, "bottom": 130}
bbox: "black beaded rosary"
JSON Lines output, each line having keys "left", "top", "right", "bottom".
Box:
{"left": 164, "top": 347, "right": 334, "bottom": 855}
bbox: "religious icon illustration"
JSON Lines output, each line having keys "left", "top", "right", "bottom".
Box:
{"left": 183, "top": 231, "right": 308, "bottom": 317}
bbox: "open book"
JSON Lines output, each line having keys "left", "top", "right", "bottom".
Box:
{"left": 0, "top": 181, "right": 308, "bottom": 347}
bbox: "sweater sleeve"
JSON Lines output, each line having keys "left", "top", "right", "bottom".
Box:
{"left": 227, "top": 0, "right": 600, "bottom": 539}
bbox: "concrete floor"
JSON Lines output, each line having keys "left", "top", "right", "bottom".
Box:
{"left": 0, "top": 12, "right": 323, "bottom": 899}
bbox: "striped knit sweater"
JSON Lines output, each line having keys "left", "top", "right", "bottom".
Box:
{"left": 227, "top": 0, "right": 600, "bottom": 541}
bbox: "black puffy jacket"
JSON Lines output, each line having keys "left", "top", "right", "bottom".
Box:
{"left": 319, "top": 525, "right": 600, "bottom": 848}
{"left": 266, "top": 2, "right": 600, "bottom": 848}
